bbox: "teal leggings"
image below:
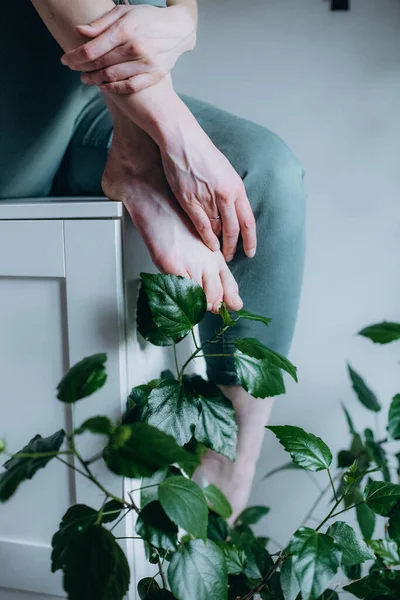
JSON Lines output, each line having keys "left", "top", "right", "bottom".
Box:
{"left": 0, "top": 1, "right": 306, "bottom": 385}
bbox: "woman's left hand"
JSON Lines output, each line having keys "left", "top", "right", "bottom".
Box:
{"left": 60, "top": 4, "right": 196, "bottom": 94}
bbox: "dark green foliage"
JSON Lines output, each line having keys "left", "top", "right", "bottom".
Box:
{"left": 203, "top": 484, "right": 232, "bottom": 519}
{"left": 137, "top": 577, "right": 160, "bottom": 599}
{"left": 0, "top": 430, "right": 65, "bottom": 501}
{"left": 74, "top": 416, "right": 114, "bottom": 436}
{"left": 136, "top": 501, "right": 178, "bottom": 551}
{"left": 57, "top": 354, "right": 107, "bottom": 403}
{"left": 358, "top": 321, "right": 400, "bottom": 344}
{"left": 347, "top": 364, "right": 381, "bottom": 412}
{"left": 158, "top": 476, "right": 208, "bottom": 539}
{"left": 267, "top": 425, "right": 332, "bottom": 472}
{"left": 235, "top": 505, "right": 270, "bottom": 526}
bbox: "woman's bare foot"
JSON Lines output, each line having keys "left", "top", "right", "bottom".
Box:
{"left": 102, "top": 125, "right": 243, "bottom": 313}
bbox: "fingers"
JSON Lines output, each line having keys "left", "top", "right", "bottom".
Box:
{"left": 99, "top": 72, "right": 162, "bottom": 94}
{"left": 81, "top": 60, "right": 150, "bottom": 86}
{"left": 236, "top": 191, "right": 257, "bottom": 258}
{"left": 76, "top": 6, "right": 127, "bottom": 38}
{"left": 220, "top": 266, "right": 243, "bottom": 311}
{"left": 218, "top": 199, "right": 240, "bottom": 263}
{"left": 183, "top": 204, "right": 220, "bottom": 253}
{"left": 61, "top": 23, "right": 125, "bottom": 69}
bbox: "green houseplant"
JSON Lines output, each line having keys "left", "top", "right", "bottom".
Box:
{"left": 0, "top": 272, "right": 400, "bottom": 600}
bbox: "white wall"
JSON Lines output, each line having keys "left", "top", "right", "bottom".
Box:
{"left": 174, "top": 0, "right": 400, "bottom": 565}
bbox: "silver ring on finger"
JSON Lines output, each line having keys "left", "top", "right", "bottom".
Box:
{"left": 209, "top": 215, "right": 221, "bottom": 221}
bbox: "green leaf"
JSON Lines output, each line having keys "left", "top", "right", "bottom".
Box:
{"left": 289, "top": 528, "right": 341, "bottom": 600}
{"left": 140, "top": 468, "right": 181, "bottom": 509}
{"left": 147, "top": 380, "right": 200, "bottom": 446}
{"left": 364, "top": 481, "right": 400, "bottom": 516}
{"left": 136, "top": 501, "right": 178, "bottom": 551}
{"left": 0, "top": 430, "right": 65, "bottom": 502}
{"left": 219, "top": 303, "right": 237, "bottom": 327}
{"left": 236, "top": 309, "right": 272, "bottom": 327}
{"left": 388, "top": 501, "right": 400, "bottom": 543}
{"left": 228, "top": 575, "right": 252, "bottom": 600}
{"left": 182, "top": 437, "right": 207, "bottom": 478}
{"left": 235, "top": 338, "right": 297, "bottom": 382}
{"left": 100, "top": 500, "right": 124, "bottom": 524}
{"left": 137, "top": 578, "right": 160, "bottom": 599}
{"left": 207, "top": 511, "right": 229, "bottom": 542}
{"left": 51, "top": 505, "right": 98, "bottom": 572}
{"left": 158, "top": 476, "right": 208, "bottom": 540}
{"left": 137, "top": 283, "right": 180, "bottom": 346}
{"left": 326, "top": 521, "right": 375, "bottom": 566}
{"left": 145, "top": 592, "right": 176, "bottom": 600}
{"left": 267, "top": 426, "right": 332, "bottom": 472}
{"left": 280, "top": 556, "right": 300, "bottom": 600}
{"left": 168, "top": 539, "right": 227, "bottom": 600}
{"left": 75, "top": 416, "right": 114, "bottom": 436}
{"left": 358, "top": 321, "right": 400, "bottom": 344}
{"left": 368, "top": 539, "right": 400, "bottom": 566}
{"left": 140, "top": 273, "right": 207, "bottom": 339}
{"left": 344, "top": 570, "right": 400, "bottom": 599}
{"left": 235, "top": 505, "right": 270, "bottom": 526}
{"left": 57, "top": 353, "right": 107, "bottom": 403}
{"left": 216, "top": 542, "right": 247, "bottom": 575}
{"left": 353, "top": 487, "right": 376, "bottom": 539}
{"left": 103, "top": 422, "right": 194, "bottom": 479}
{"left": 317, "top": 592, "right": 339, "bottom": 600}
{"left": 58, "top": 524, "right": 130, "bottom": 600}
{"left": 388, "top": 395, "right": 400, "bottom": 440}
{"left": 234, "top": 350, "right": 285, "bottom": 398}
{"left": 341, "top": 403, "right": 356, "bottom": 435}
{"left": 185, "top": 376, "right": 238, "bottom": 461}
{"left": 347, "top": 364, "right": 381, "bottom": 412}
{"left": 343, "top": 563, "right": 361, "bottom": 580}
{"left": 242, "top": 537, "right": 273, "bottom": 580}
{"left": 203, "top": 484, "right": 232, "bottom": 519}
{"left": 364, "top": 428, "right": 390, "bottom": 481}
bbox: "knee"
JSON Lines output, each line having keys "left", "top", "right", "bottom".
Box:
{"left": 243, "top": 126, "right": 307, "bottom": 240}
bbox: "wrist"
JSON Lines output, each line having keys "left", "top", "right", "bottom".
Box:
{"left": 166, "top": 4, "right": 197, "bottom": 52}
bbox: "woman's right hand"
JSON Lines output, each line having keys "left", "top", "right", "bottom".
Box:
{"left": 159, "top": 118, "right": 257, "bottom": 263}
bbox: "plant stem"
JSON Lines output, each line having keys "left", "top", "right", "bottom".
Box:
{"left": 315, "top": 496, "right": 343, "bottom": 533}
{"left": 178, "top": 323, "right": 231, "bottom": 380}
{"left": 328, "top": 469, "right": 338, "bottom": 502}
{"left": 240, "top": 554, "right": 286, "bottom": 600}
{"left": 8, "top": 450, "right": 71, "bottom": 459}
{"left": 85, "top": 451, "right": 103, "bottom": 465}
{"left": 157, "top": 554, "right": 167, "bottom": 589}
{"left": 55, "top": 456, "right": 90, "bottom": 480}
{"left": 110, "top": 508, "right": 133, "bottom": 532}
{"left": 329, "top": 501, "right": 365, "bottom": 520}
{"left": 173, "top": 342, "right": 180, "bottom": 378}
{"left": 191, "top": 329, "right": 200, "bottom": 351}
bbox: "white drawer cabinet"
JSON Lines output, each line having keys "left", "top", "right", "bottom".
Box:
{"left": 0, "top": 198, "right": 169, "bottom": 599}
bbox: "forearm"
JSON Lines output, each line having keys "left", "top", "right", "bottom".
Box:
{"left": 31, "top": 0, "right": 197, "bottom": 145}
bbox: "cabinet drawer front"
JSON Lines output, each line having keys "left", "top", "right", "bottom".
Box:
{"left": 0, "top": 221, "right": 65, "bottom": 277}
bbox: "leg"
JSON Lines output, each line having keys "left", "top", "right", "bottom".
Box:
{"left": 182, "top": 96, "right": 307, "bottom": 516}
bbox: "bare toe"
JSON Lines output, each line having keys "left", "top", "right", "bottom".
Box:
{"left": 220, "top": 265, "right": 243, "bottom": 311}
{"left": 203, "top": 273, "right": 223, "bottom": 313}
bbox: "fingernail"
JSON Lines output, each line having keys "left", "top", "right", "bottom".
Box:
{"left": 247, "top": 248, "right": 256, "bottom": 258}
{"left": 226, "top": 255, "right": 234, "bottom": 263}
{"left": 207, "top": 303, "right": 213, "bottom": 311}
{"left": 233, "top": 293, "right": 242, "bottom": 306}
{"left": 60, "top": 57, "right": 67, "bottom": 65}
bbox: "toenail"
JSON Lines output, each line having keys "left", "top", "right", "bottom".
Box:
{"left": 247, "top": 248, "right": 256, "bottom": 258}
{"left": 232, "top": 294, "right": 242, "bottom": 306}
{"left": 212, "top": 243, "right": 220, "bottom": 252}
{"left": 207, "top": 302, "right": 213, "bottom": 311}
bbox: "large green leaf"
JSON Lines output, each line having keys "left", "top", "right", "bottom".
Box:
{"left": 364, "top": 481, "right": 400, "bottom": 516}
{"left": 358, "top": 321, "right": 400, "bottom": 344}
{"left": 344, "top": 570, "right": 400, "bottom": 599}
{"left": 147, "top": 380, "right": 200, "bottom": 446}
{"left": 347, "top": 364, "right": 381, "bottom": 412}
{"left": 158, "top": 476, "right": 208, "bottom": 540}
{"left": 101, "top": 500, "right": 124, "bottom": 525}
{"left": 207, "top": 511, "right": 229, "bottom": 542}
{"left": 137, "top": 283, "right": 180, "bottom": 346}
{"left": 57, "top": 354, "right": 107, "bottom": 403}
{"left": 168, "top": 539, "right": 227, "bottom": 600}
{"left": 388, "top": 395, "right": 400, "bottom": 440}
{"left": 136, "top": 501, "right": 178, "bottom": 551}
{"left": 280, "top": 556, "right": 300, "bottom": 600}
{"left": 234, "top": 350, "right": 285, "bottom": 398}
{"left": 103, "top": 422, "right": 193, "bottom": 478}
{"left": 140, "top": 467, "right": 181, "bottom": 509}
{"left": 352, "top": 487, "right": 376, "bottom": 539}
{"left": 235, "top": 506, "right": 270, "bottom": 527}
{"left": 140, "top": 273, "right": 207, "bottom": 339}
{"left": 267, "top": 426, "right": 332, "bottom": 472}
{"left": 368, "top": 539, "right": 400, "bottom": 566}
{"left": 75, "top": 416, "right": 114, "bottom": 436}
{"left": 235, "top": 308, "right": 272, "bottom": 327}
{"left": 203, "top": 484, "right": 232, "bottom": 520}
{"left": 289, "top": 528, "right": 341, "bottom": 600}
{"left": 217, "top": 542, "right": 247, "bottom": 575}
{"left": 185, "top": 375, "right": 238, "bottom": 461}
{"left": 51, "top": 504, "right": 98, "bottom": 572}
{"left": 388, "top": 501, "right": 400, "bottom": 543}
{"left": 137, "top": 577, "right": 160, "bottom": 599}
{"left": 326, "top": 521, "right": 375, "bottom": 566}
{"left": 235, "top": 338, "right": 297, "bottom": 381}
{"left": 0, "top": 430, "right": 65, "bottom": 502}
{"left": 59, "top": 524, "right": 130, "bottom": 600}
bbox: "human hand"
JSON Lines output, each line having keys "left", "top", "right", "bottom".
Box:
{"left": 159, "top": 119, "right": 257, "bottom": 262}
{"left": 60, "top": 4, "right": 196, "bottom": 94}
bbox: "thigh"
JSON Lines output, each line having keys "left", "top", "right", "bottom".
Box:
{"left": 52, "top": 94, "right": 114, "bottom": 196}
